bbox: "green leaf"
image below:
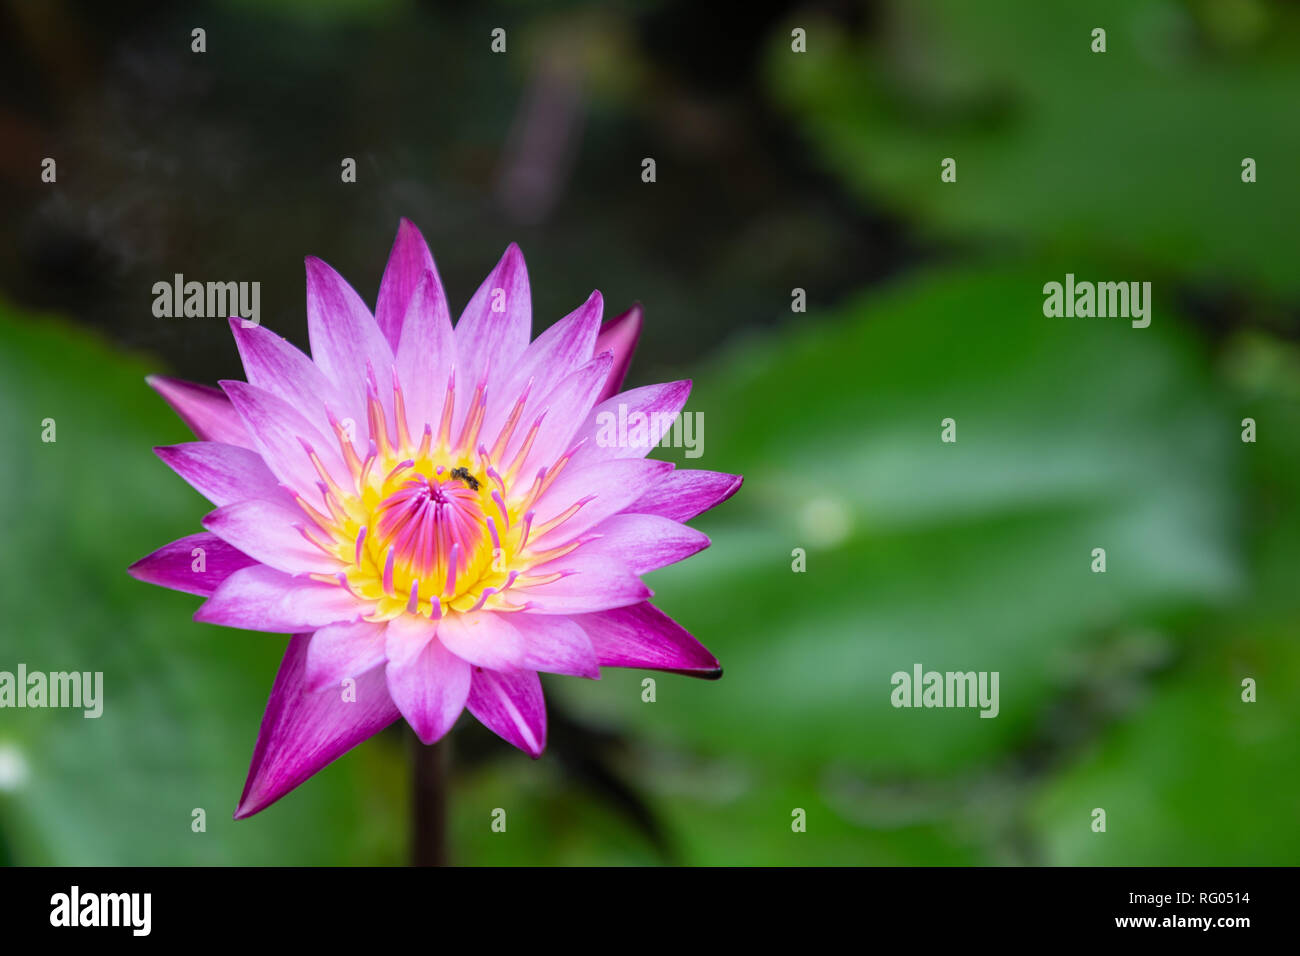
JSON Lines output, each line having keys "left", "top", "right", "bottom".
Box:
{"left": 1029, "top": 630, "right": 1300, "bottom": 864}
{"left": 1029, "top": 332, "right": 1300, "bottom": 863}
{"left": 767, "top": 0, "right": 1300, "bottom": 297}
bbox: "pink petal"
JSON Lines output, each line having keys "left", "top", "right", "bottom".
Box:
{"left": 510, "top": 351, "right": 612, "bottom": 479}
{"left": 384, "top": 619, "right": 471, "bottom": 745}
{"left": 517, "top": 551, "right": 651, "bottom": 614}
{"left": 528, "top": 457, "right": 674, "bottom": 551}
{"left": 147, "top": 375, "right": 254, "bottom": 448}
{"left": 154, "top": 441, "right": 284, "bottom": 508}
{"left": 375, "top": 218, "right": 440, "bottom": 350}
{"left": 592, "top": 303, "right": 642, "bottom": 402}
{"left": 195, "top": 564, "right": 362, "bottom": 632}
{"left": 435, "top": 611, "right": 527, "bottom": 671}
{"left": 517, "top": 289, "right": 603, "bottom": 388}
{"left": 305, "top": 619, "right": 389, "bottom": 692}
{"left": 235, "top": 634, "right": 399, "bottom": 819}
{"left": 579, "top": 513, "right": 710, "bottom": 574}
{"left": 394, "top": 270, "right": 455, "bottom": 438}
{"left": 384, "top": 612, "right": 437, "bottom": 667}
{"left": 482, "top": 289, "right": 603, "bottom": 442}
{"left": 221, "top": 380, "right": 347, "bottom": 500}
{"left": 202, "top": 499, "right": 344, "bottom": 575}
{"left": 510, "top": 613, "right": 600, "bottom": 678}
{"left": 572, "top": 602, "right": 721, "bottom": 677}
{"left": 304, "top": 255, "right": 395, "bottom": 423}
{"left": 627, "top": 468, "right": 744, "bottom": 523}
{"left": 127, "top": 532, "right": 258, "bottom": 597}
{"left": 228, "top": 317, "right": 343, "bottom": 439}
{"left": 567, "top": 379, "right": 692, "bottom": 470}
{"left": 453, "top": 244, "right": 531, "bottom": 423}
{"left": 466, "top": 666, "right": 547, "bottom": 756}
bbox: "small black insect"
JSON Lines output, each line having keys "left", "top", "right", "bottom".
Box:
{"left": 450, "top": 466, "right": 480, "bottom": 491}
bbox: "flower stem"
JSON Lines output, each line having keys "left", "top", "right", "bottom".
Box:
{"left": 410, "top": 730, "right": 448, "bottom": 866}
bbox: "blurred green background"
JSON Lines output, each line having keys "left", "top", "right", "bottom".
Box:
{"left": 1, "top": 0, "right": 1297, "bottom": 865}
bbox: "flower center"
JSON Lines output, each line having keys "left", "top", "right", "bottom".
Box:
{"left": 293, "top": 370, "right": 587, "bottom": 622}
{"left": 370, "top": 471, "right": 493, "bottom": 605}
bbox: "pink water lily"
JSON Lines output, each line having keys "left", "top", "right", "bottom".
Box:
{"left": 129, "top": 220, "right": 741, "bottom": 818}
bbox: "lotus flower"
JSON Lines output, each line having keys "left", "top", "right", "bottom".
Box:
{"left": 128, "top": 221, "right": 741, "bottom": 818}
